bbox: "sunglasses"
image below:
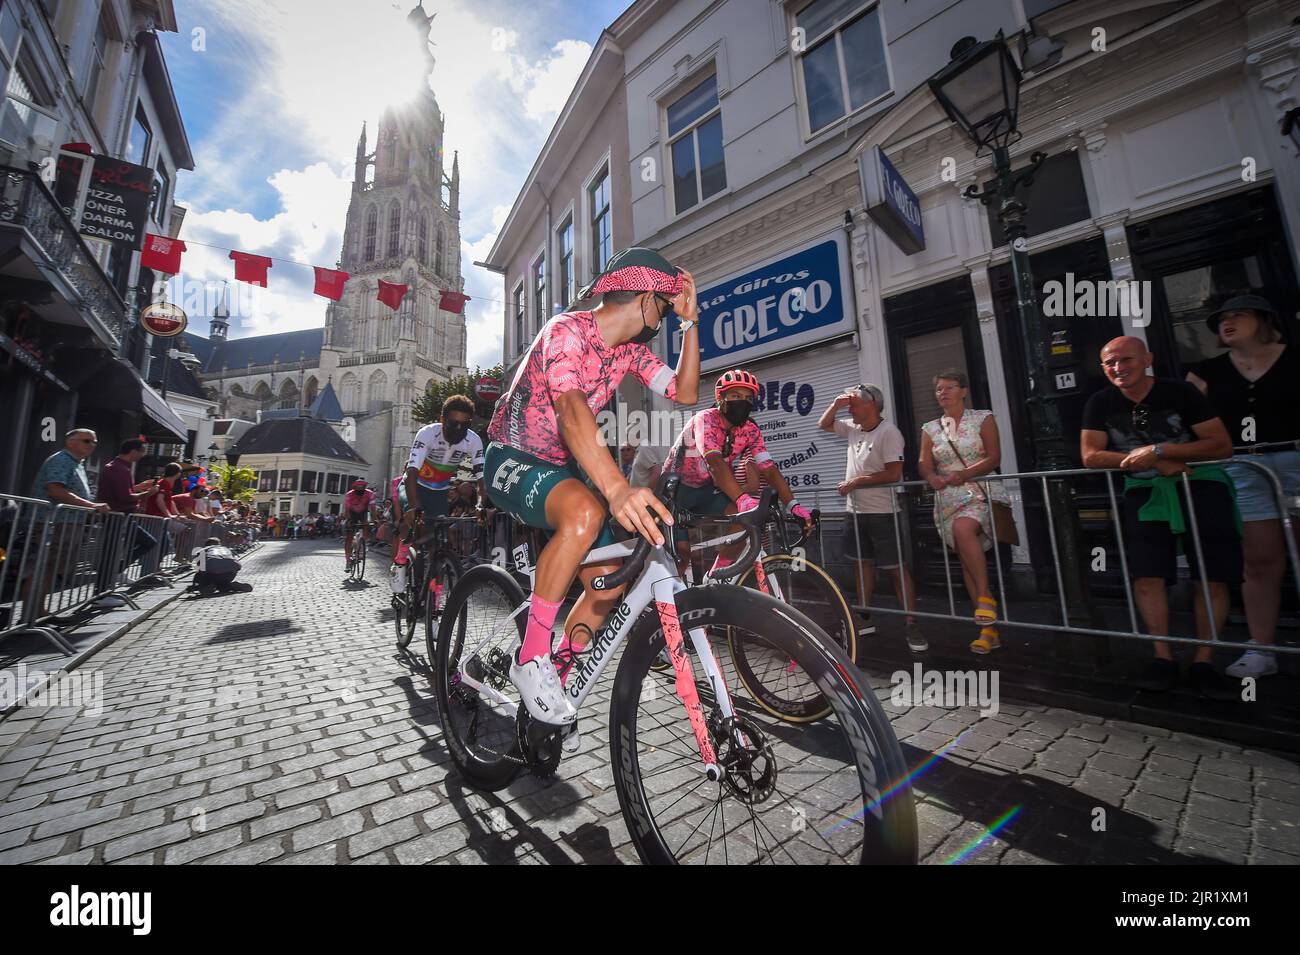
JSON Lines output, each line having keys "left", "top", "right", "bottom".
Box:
{"left": 654, "top": 293, "right": 677, "bottom": 321}
{"left": 1132, "top": 404, "right": 1150, "bottom": 436}
{"left": 75, "top": 438, "right": 97, "bottom": 444}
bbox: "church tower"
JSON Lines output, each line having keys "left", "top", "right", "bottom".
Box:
{"left": 319, "top": 4, "right": 467, "bottom": 483}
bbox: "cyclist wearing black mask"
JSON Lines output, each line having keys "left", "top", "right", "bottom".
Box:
{"left": 402, "top": 394, "right": 485, "bottom": 531}
{"left": 664, "top": 368, "right": 814, "bottom": 576}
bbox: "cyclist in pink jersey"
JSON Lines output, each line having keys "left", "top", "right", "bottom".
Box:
{"left": 485, "top": 247, "right": 700, "bottom": 730}
{"left": 665, "top": 368, "right": 813, "bottom": 575}
{"left": 343, "top": 480, "right": 377, "bottom": 568}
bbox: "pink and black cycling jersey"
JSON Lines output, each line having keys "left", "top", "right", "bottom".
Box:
{"left": 344, "top": 489, "right": 375, "bottom": 514}
{"left": 488, "top": 310, "right": 678, "bottom": 465}
{"left": 669, "top": 407, "right": 774, "bottom": 488}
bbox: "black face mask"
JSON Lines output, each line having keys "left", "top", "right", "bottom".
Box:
{"left": 443, "top": 421, "right": 469, "bottom": 444}
{"left": 630, "top": 295, "right": 667, "bottom": 345}
{"left": 722, "top": 400, "right": 752, "bottom": 426}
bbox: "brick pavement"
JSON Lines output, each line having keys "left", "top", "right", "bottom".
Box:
{"left": 0, "top": 538, "right": 1297, "bottom": 865}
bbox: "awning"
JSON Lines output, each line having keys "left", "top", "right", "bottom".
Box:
{"left": 64, "top": 352, "right": 188, "bottom": 441}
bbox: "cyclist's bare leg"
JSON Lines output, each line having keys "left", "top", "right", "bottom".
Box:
{"left": 521, "top": 479, "right": 607, "bottom": 662}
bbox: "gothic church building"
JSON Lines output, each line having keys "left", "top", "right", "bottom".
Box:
{"left": 185, "top": 6, "right": 467, "bottom": 484}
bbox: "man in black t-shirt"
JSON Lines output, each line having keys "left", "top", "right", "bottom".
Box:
{"left": 1081, "top": 337, "right": 1240, "bottom": 699}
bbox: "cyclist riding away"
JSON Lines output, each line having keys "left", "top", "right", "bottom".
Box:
{"left": 666, "top": 368, "right": 814, "bottom": 577}
{"left": 484, "top": 246, "right": 700, "bottom": 730}
{"left": 342, "top": 480, "right": 377, "bottom": 568}
{"left": 398, "top": 394, "right": 486, "bottom": 555}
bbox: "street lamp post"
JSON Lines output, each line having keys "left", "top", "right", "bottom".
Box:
{"left": 928, "top": 34, "right": 1105, "bottom": 650}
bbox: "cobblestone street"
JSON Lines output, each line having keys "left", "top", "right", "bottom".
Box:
{"left": 1, "top": 539, "right": 1298, "bottom": 865}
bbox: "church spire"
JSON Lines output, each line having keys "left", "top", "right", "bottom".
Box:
{"left": 406, "top": 4, "right": 436, "bottom": 77}
{"left": 353, "top": 122, "right": 368, "bottom": 192}
{"left": 210, "top": 282, "right": 230, "bottom": 341}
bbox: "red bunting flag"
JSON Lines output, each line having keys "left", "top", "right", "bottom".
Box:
{"left": 313, "top": 267, "right": 349, "bottom": 301}
{"left": 140, "top": 234, "right": 186, "bottom": 275}
{"left": 230, "top": 250, "right": 272, "bottom": 287}
{"left": 377, "top": 279, "right": 407, "bottom": 311}
{"left": 438, "top": 289, "right": 470, "bottom": 314}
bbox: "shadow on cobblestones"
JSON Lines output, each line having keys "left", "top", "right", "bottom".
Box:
{"left": 208, "top": 618, "right": 305, "bottom": 644}
{"left": 900, "top": 742, "right": 1234, "bottom": 865}
{"left": 442, "top": 776, "right": 622, "bottom": 865}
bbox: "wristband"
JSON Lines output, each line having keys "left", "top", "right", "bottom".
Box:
{"left": 678, "top": 319, "right": 696, "bottom": 333}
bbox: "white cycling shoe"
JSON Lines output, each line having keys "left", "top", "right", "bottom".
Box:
{"left": 511, "top": 653, "right": 578, "bottom": 726}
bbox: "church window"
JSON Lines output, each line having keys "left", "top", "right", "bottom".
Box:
{"left": 436, "top": 225, "right": 445, "bottom": 275}
{"left": 418, "top": 211, "right": 428, "bottom": 265}
{"left": 388, "top": 201, "right": 401, "bottom": 258}
{"left": 364, "top": 207, "right": 377, "bottom": 261}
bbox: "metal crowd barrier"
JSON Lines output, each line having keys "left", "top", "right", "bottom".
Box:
{"left": 829, "top": 454, "right": 1300, "bottom": 656}
{"left": 0, "top": 495, "right": 203, "bottom": 656}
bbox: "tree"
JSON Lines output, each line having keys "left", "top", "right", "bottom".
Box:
{"left": 411, "top": 363, "right": 503, "bottom": 438}
{"left": 209, "top": 463, "right": 258, "bottom": 505}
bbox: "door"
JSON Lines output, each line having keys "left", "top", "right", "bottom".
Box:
{"left": 884, "top": 275, "right": 990, "bottom": 591}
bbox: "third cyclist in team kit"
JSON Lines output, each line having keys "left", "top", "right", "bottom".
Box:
{"left": 484, "top": 247, "right": 700, "bottom": 733}
{"left": 664, "top": 368, "right": 814, "bottom": 578}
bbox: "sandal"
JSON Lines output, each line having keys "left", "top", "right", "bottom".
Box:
{"left": 974, "top": 596, "right": 998, "bottom": 624}
{"left": 970, "top": 626, "right": 1000, "bottom": 654}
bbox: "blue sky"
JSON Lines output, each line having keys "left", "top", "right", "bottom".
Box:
{"left": 159, "top": 0, "right": 629, "bottom": 370}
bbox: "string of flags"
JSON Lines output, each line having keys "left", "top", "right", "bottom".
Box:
{"left": 139, "top": 233, "right": 472, "bottom": 315}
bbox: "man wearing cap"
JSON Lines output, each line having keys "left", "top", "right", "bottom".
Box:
{"left": 1187, "top": 294, "right": 1299, "bottom": 679}
{"left": 819, "top": 384, "right": 923, "bottom": 652}
{"left": 1081, "top": 336, "right": 1240, "bottom": 699}
{"left": 484, "top": 247, "right": 699, "bottom": 733}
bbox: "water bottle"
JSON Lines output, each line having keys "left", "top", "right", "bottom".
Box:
{"left": 389, "top": 562, "right": 406, "bottom": 593}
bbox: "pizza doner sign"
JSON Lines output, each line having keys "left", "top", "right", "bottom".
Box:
{"left": 79, "top": 156, "right": 153, "bottom": 251}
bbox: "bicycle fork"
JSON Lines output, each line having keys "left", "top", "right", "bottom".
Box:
{"left": 652, "top": 578, "right": 735, "bottom": 782}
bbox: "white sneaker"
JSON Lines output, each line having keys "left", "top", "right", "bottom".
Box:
{"left": 561, "top": 721, "right": 582, "bottom": 754}
{"left": 510, "top": 653, "right": 577, "bottom": 726}
{"left": 1225, "top": 648, "right": 1279, "bottom": 679}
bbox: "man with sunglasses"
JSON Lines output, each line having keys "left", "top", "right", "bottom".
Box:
{"left": 484, "top": 247, "right": 699, "bottom": 732}
{"left": 1081, "top": 336, "right": 1240, "bottom": 699}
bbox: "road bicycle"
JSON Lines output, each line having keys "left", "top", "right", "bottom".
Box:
{"left": 391, "top": 512, "right": 474, "bottom": 651}
{"left": 346, "top": 523, "right": 367, "bottom": 581}
{"left": 431, "top": 464, "right": 916, "bottom": 865}
{"left": 668, "top": 503, "right": 856, "bottom": 724}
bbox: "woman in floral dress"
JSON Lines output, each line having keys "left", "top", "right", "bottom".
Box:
{"left": 918, "top": 370, "right": 1009, "bottom": 653}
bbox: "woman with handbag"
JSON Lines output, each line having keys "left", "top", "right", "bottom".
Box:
{"left": 918, "top": 370, "right": 1017, "bottom": 653}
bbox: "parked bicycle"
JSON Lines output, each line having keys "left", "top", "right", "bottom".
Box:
{"left": 431, "top": 467, "right": 916, "bottom": 865}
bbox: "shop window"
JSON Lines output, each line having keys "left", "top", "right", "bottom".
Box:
{"left": 667, "top": 73, "right": 726, "bottom": 214}
{"left": 308, "top": 502, "right": 319, "bottom": 514}
{"left": 795, "top": 0, "right": 890, "bottom": 135}
{"left": 1163, "top": 258, "right": 1266, "bottom": 370}
{"left": 983, "top": 150, "right": 1090, "bottom": 249}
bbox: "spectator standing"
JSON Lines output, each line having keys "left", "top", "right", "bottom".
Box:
{"left": 819, "top": 384, "right": 923, "bottom": 652}
{"left": 94, "top": 438, "right": 161, "bottom": 584}
{"left": 28, "top": 429, "right": 113, "bottom": 611}
{"left": 918, "top": 371, "right": 1010, "bottom": 654}
{"left": 1081, "top": 336, "right": 1239, "bottom": 699}
{"left": 1186, "top": 295, "right": 1299, "bottom": 679}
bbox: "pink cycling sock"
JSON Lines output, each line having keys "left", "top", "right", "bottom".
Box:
{"left": 520, "top": 595, "right": 563, "bottom": 663}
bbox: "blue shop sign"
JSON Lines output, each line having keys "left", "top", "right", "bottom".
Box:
{"left": 862, "top": 146, "right": 925, "bottom": 256}
{"left": 666, "top": 235, "right": 851, "bottom": 371}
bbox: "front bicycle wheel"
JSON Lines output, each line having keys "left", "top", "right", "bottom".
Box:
{"left": 432, "top": 563, "right": 526, "bottom": 792}
{"left": 729, "top": 554, "right": 857, "bottom": 723}
{"left": 355, "top": 533, "right": 367, "bottom": 581}
{"left": 610, "top": 585, "right": 915, "bottom": 865}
